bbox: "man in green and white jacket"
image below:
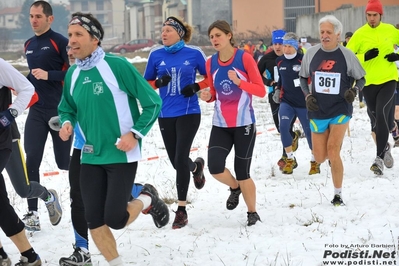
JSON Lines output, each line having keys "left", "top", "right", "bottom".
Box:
{"left": 58, "top": 12, "right": 168, "bottom": 266}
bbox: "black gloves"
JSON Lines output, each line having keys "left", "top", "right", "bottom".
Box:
{"left": 344, "top": 87, "right": 357, "bottom": 103}
{"left": 155, "top": 75, "right": 172, "bottom": 88}
{"left": 49, "top": 116, "right": 61, "bottom": 131}
{"left": 181, "top": 83, "right": 200, "bottom": 97}
{"left": 364, "top": 48, "right": 379, "bottom": 61}
{"left": 306, "top": 95, "right": 319, "bottom": 112}
{"left": 0, "top": 109, "right": 15, "bottom": 128}
{"left": 384, "top": 53, "right": 399, "bottom": 62}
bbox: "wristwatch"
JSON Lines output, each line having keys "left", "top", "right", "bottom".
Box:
{"left": 9, "top": 108, "right": 18, "bottom": 118}
{"left": 131, "top": 132, "right": 141, "bottom": 140}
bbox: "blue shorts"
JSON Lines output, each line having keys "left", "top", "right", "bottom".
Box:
{"left": 310, "top": 115, "right": 350, "bottom": 133}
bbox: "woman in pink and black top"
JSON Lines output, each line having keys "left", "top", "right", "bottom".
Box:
{"left": 200, "top": 20, "right": 266, "bottom": 226}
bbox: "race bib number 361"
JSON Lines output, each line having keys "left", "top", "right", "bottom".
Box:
{"left": 314, "top": 71, "right": 341, "bottom": 95}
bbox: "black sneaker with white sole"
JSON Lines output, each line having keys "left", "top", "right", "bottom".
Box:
{"left": 141, "top": 184, "right": 170, "bottom": 228}
{"left": 59, "top": 245, "right": 92, "bottom": 266}
{"left": 192, "top": 157, "right": 206, "bottom": 189}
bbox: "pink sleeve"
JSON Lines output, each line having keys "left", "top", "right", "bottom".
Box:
{"left": 205, "top": 58, "right": 216, "bottom": 102}
{"left": 239, "top": 53, "right": 266, "bottom": 97}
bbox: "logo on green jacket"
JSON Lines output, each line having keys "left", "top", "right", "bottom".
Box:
{"left": 93, "top": 82, "right": 104, "bottom": 95}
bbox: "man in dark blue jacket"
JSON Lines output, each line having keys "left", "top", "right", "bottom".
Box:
{"left": 23, "top": 0, "right": 71, "bottom": 232}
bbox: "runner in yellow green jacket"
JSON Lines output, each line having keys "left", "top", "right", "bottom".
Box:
{"left": 346, "top": 0, "right": 399, "bottom": 175}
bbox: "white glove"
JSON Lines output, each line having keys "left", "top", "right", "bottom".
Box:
{"left": 273, "top": 89, "right": 281, "bottom": 103}
{"left": 49, "top": 116, "right": 61, "bottom": 131}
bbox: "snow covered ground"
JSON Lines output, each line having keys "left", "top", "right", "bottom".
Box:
{"left": 1, "top": 57, "right": 399, "bottom": 265}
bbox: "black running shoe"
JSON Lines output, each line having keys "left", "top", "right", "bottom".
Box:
{"left": 247, "top": 212, "right": 261, "bottom": 226}
{"left": 59, "top": 245, "right": 92, "bottom": 266}
{"left": 331, "top": 194, "right": 345, "bottom": 206}
{"left": 193, "top": 157, "right": 206, "bottom": 189}
{"left": 172, "top": 210, "right": 188, "bottom": 229}
{"left": 226, "top": 186, "right": 241, "bottom": 210}
{"left": 141, "top": 184, "right": 170, "bottom": 228}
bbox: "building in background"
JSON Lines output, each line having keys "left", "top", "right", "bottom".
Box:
{"left": 297, "top": 4, "right": 399, "bottom": 41}
{"left": 284, "top": 0, "right": 315, "bottom": 33}
{"left": 231, "top": 0, "right": 283, "bottom": 40}
{"left": 315, "top": 0, "right": 398, "bottom": 12}
{"left": 186, "top": 0, "right": 232, "bottom": 35}
{"left": 124, "top": 0, "right": 162, "bottom": 43}
{"left": 0, "top": 6, "right": 21, "bottom": 29}
{"left": 0, "top": 0, "right": 397, "bottom": 49}
{"left": 124, "top": 0, "right": 231, "bottom": 44}
{"left": 0, "top": 0, "right": 24, "bottom": 9}
{"left": 69, "top": 0, "right": 125, "bottom": 42}
{"left": 231, "top": 0, "right": 398, "bottom": 42}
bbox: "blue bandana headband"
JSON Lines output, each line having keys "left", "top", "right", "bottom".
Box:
{"left": 283, "top": 39, "right": 299, "bottom": 50}
{"left": 163, "top": 17, "right": 186, "bottom": 39}
{"left": 272, "top": 29, "right": 286, "bottom": 44}
{"left": 69, "top": 16, "right": 102, "bottom": 40}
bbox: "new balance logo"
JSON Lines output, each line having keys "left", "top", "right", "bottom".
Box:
{"left": 317, "top": 60, "right": 336, "bottom": 71}
{"left": 160, "top": 61, "right": 166, "bottom": 66}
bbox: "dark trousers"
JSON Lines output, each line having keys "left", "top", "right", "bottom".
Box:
{"left": 24, "top": 106, "right": 72, "bottom": 212}
{"left": 208, "top": 124, "right": 256, "bottom": 181}
{"left": 69, "top": 148, "right": 88, "bottom": 248}
{"left": 158, "top": 114, "right": 200, "bottom": 201}
{"left": 6, "top": 140, "right": 48, "bottom": 201}
{"left": 69, "top": 148, "right": 143, "bottom": 249}
{"left": 0, "top": 148, "right": 25, "bottom": 237}
{"left": 268, "top": 93, "right": 280, "bottom": 132}
{"left": 80, "top": 162, "right": 137, "bottom": 230}
{"left": 363, "top": 80, "right": 396, "bottom": 158}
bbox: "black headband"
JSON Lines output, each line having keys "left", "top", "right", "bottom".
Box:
{"left": 163, "top": 16, "right": 187, "bottom": 39}
{"left": 69, "top": 16, "right": 102, "bottom": 40}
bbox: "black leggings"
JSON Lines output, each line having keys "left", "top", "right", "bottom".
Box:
{"left": 268, "top": 93, "right": 280, "bottom": 132}
{"left": 6, "top": 140, "right": 49, "bottom": 201}
{"left": 389, "top": 83, "right": 399, "bottom": 129}
{"left": 363, "top": 80, "right": 396, "bottom": 158}
{"left": 158, "top": 114, "right": 200, "bottom": 201}
{"left": 24, "top": 106, "right": 72, "bottom": 211}
{"left": 80, "top": 162, "right": 137, "bottom": 230}
{"left": 359, "top": 90, "right": 364, "bottom": 103}
{"left": 0, "top": 148, "right": 25, "bottom": 237}
{"left": 208, "top": 124, "right": 256, "bottom": 181}
{"left": 69, "top": 148, "right": 88, "bottom": 246}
